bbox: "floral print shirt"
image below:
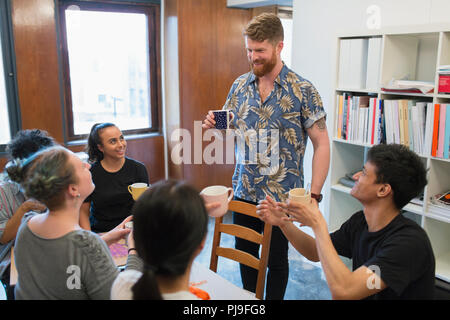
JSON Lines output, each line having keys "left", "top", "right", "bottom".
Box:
{"left": 0, "top": 181, "right": 25, "bottom": 277}
{"left": 223, "top": 64, "right": 326, "bottom": 203}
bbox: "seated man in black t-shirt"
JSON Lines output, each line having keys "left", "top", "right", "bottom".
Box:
{"left": 257, "top": 143, "right": 435, "bottom": 299}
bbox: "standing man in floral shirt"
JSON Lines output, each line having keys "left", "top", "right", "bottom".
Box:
{"left": 202, "top": 13, "right": 330, "bottom": 299}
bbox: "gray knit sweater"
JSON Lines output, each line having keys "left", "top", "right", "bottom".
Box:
{"left": 14, "top": 212, "right": 142, "bottom": 300}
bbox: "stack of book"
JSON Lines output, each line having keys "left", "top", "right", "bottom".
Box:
{"left": 334, "top": 95, "right": 450, "bottom": 159}
{"left": 438, "top": 65, "right": 450, "bottom": 94}
{"left": 338, "top": 38, "right": 368, "bottom": 89}
{"left": 431, "top": 104, "right": 450, "bottom": 159}
{"left": 334, "top": 93, "right": 384, "bottom": 145}
{"left": 384, "top": 100, "right": 431, "bottom": 155}
{"left": 429, "top": 191, "right": 450, "bottom": 221}
{"left": 381, "top": 79, "right": 434, "bottom": 94}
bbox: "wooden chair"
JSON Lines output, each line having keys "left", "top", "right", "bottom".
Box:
{"left": 209, "top": 200, "right": 272, "bottom": 300}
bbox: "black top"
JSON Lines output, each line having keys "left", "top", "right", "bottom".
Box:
{"left": 330, "top": 211, "right": 435, "bottom": 300}
{"left": 85, "top": 157, "right": 149, "bottom": 232}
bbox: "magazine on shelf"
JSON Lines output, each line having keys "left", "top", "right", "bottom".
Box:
{"left": 381, "top": 79, "right": 434, "bottom": 94}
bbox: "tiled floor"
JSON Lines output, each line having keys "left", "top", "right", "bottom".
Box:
{"left": 194, "top": 213, "right": 332, "bottom": 300}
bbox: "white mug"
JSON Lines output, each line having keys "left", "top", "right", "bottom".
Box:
{"left": 200, "top": 185, "right": 234, "bottom": 218}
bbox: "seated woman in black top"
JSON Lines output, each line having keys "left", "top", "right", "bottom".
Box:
{"left": 80, "top": 123, "right": 149, "bottom": 232}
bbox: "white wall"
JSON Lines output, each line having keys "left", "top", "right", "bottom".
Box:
{"left": 290, "top": 0, "right": 450, "bottom": 221}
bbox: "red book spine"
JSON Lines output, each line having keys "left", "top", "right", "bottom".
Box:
{"left": 431, "top": 103, "right": 440, "bottom": 157}
{"left": 371, "top": 98, "right": 377, "bottom": 145}
{"left": 346, "top": 95, "right": 351, "bottom": 140}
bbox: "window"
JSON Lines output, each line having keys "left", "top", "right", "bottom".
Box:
{"left": 0, "top": 35, "right": 11, "bottom": 144}
{"left": 0, "top": 0, "right": 20, "bottom": 151}
{"left": 58, "top": 1, "right": 161, "bottom": 140}
{"left": 278, "top": 7, "right": 293, "bottom": 68}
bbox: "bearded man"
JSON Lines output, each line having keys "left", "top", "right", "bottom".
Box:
{"left": 202, "top": 13, "right": 330, "bottom": 299}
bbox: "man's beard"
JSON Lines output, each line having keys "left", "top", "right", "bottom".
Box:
{"left": 249, "top": 50, "right": 277, "bottom": 77}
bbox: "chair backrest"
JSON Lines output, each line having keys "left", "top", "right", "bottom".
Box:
{"left": 209, "top": 200, "right": 272, "bottom": 300}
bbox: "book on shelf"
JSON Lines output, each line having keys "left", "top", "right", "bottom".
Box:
{"left": 428, "top": 192, "right": 450, "bottom": 219}
{"left": 437, "top": 105, "right": 446, "bottom": 158}
{"left": 338, "top": 38, "right": 368, "bottom": 89}
{"left": 407, "top": 101, "right": 414, "bottom": 151}
{"left": 423, "top": 102, "right": 435, "bottom": 156}
{"left": 428, "top": 204, "right": 450, "bottom": 220}
{"left": 365, "top": 37, "right": 382, "bottom": 90}
{"left": 444, "top": 105, "right": 450, "bottom": 159}
{"left": 338, "top": 177, "right": 355, "bottom": 188}
{"left": 335, "top": 93, "right": 376, "bottom": 144}
{"left": 334, "top": 94, "right": 441, "bottom": 156}
{"left": 381, "top": 79, "right": 434, "bottom": 94}
{"left": 432, "top": 104, "right": 441, "bottom": 157}
{"left": 430, "top": 103, "right": 450, "bottom": 159}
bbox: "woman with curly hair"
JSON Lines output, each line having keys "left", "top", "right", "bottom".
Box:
{"left": 0, "top": 129, "right": 54, "bottom": 299}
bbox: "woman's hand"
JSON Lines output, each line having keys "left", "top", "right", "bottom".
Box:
{"left": 21, "top": 199, "right": 46, "bottom": 214}
{"left": 100, "top": 215, "right": 132, "bottom": 246}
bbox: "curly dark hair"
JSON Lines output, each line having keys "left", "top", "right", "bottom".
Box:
{"left": 84, "top": 122, "right": 116, "bottom": 163}
{"left": 367, "top": 143, "right": 427, "bottom": 210}
{"left": 6, "top": 129, "right": 55, "bottom": 160}
{"left": 6, "top": 146, "right": 77, "bottom": 211}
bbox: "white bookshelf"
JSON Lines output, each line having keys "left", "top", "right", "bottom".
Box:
{"left": 329, "top": 26, "right": 450, "bottom": 283}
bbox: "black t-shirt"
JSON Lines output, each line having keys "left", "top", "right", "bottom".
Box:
{"left": 330, "top": 211, "right": 435, "bottom": 300}
{"left": 85, "top": 157, "right": 149, "bottom": 232}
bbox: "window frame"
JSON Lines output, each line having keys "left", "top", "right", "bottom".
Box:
{"left": 57, "top": 0, "right": 161, "bottom": 142}
{"left": 0, "top": 0, "right": 21, "bottom": 154}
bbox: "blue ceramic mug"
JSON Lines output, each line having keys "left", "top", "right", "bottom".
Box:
{"left": 212, "top": 110, "right": 231, "bottom": 130}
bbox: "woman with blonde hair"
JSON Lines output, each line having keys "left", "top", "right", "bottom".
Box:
{"left": 6, "top": 146, "right": 142, "bottom": 299}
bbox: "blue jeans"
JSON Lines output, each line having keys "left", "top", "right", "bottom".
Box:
{"left": 233, "top": 197, "right": 289, "bottom": 300}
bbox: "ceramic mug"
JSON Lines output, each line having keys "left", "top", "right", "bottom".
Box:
{"left": 288, "top": 188, "right": 311, "bottom": 205}
{"left": 128, "top": 183, "right": 148, "bottom": 201}
{"left": 125, "top": 221, "right": 133, "bottom": 229}
{"left": 212, "top": 110, "right": 231, "bottom": 130}
{"left": 200, "top": 185, "right": 234, "bottom": 217}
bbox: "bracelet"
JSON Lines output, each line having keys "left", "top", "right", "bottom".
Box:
{"left": 128, "top": 248, "right": 137, "bottom": 254}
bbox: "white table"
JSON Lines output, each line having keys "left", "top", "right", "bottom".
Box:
{"left": 189, "top": 261, "right": 257, "bottom": 300}
{"left": 11, "top": 245, "right": 257, "bottom": 300}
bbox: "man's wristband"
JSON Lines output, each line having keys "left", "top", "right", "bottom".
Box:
{"left": 128, "top": 248, "right": 137, "bottom": 254}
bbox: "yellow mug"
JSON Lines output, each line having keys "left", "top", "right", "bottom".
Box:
{"left": 128, "top": 183, "right": 148, "bottom": 201}
{"left": 288, "top": 188, "right": 311, "bottom": 205}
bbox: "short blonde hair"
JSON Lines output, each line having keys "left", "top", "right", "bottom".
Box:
{"left": 243, "top": 13, "right": 284, "bottom": 45}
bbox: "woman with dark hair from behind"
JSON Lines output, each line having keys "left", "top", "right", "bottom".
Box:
{"left": 80, "top": 123, "right": 149, "bottom": 232}
{"left": 0, "top": 129, "right": 54, "bottom": 299}
{"left": 111, "top": 180, "right": 208, "bottom": 300}
{"left": 7, "top": 146, "right": 142, "bottom": 299}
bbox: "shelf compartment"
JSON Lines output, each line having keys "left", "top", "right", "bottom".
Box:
{"left": 423, "top": 217, "right": 450, "bottom": 283}
{"left": 426, "top": 159, "right": 450, "bottom": 207}
{"left": 329, "top": 189, "right": 362, "bottom": 233}
{"left": 330, "top": 142, "right": 365, "bottom": 189}
{"left": 381, "top": 33, "right": 439, "bottom": 86}
{"left": 332, "top": 183, "right": 424, "bottom": 216}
